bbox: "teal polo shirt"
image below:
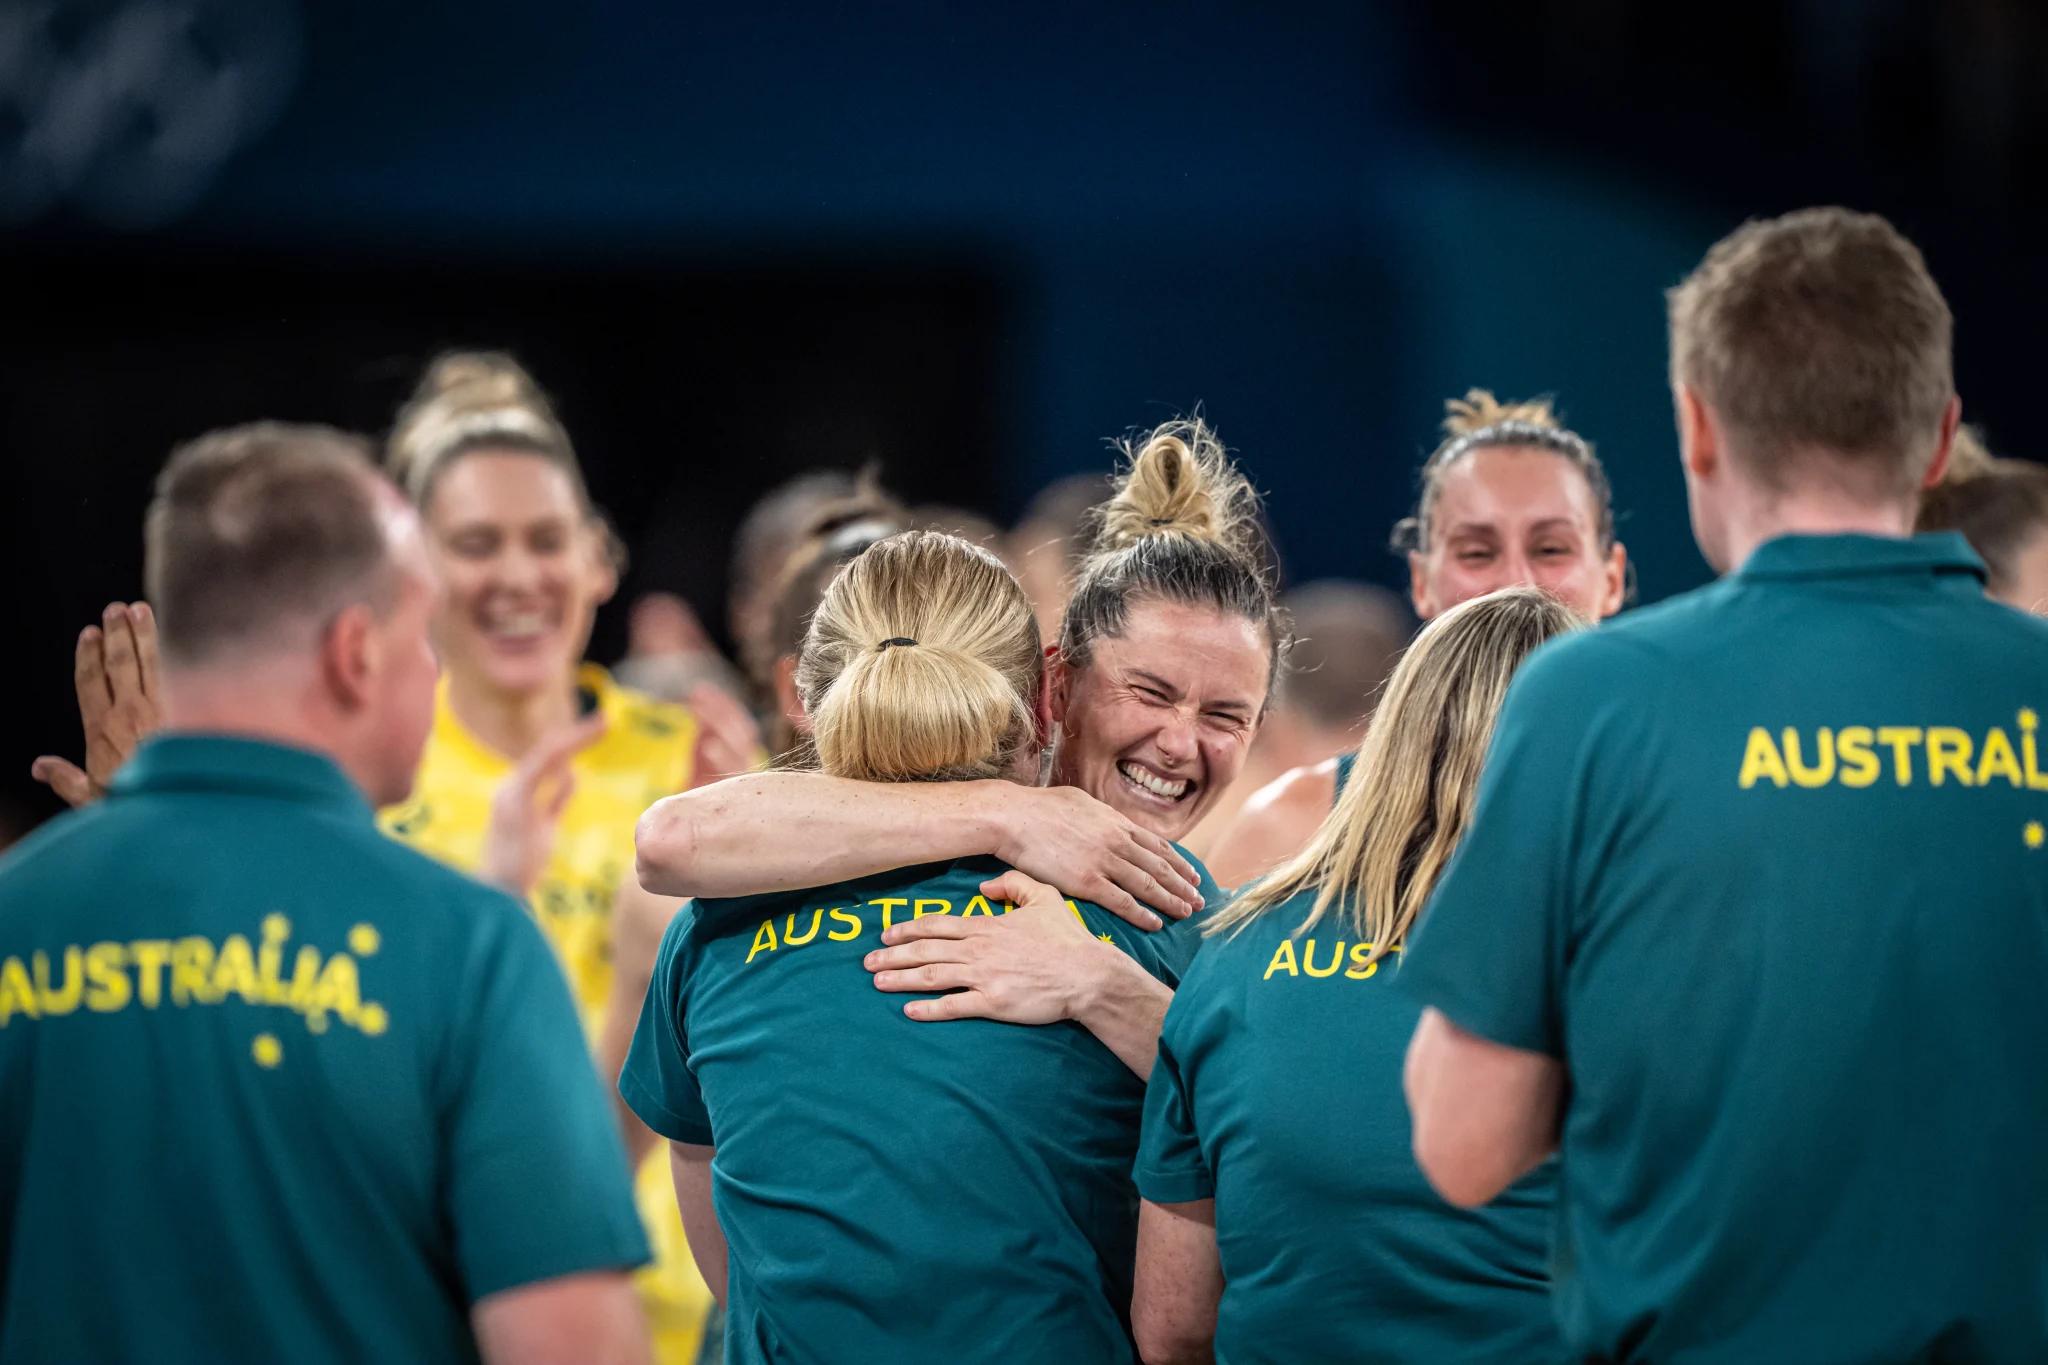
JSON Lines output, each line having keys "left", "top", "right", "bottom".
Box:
{"left": 1403, "top": 534, "right": 2048, "bottom": 1362}
{"left": 620, "top": 855, "right": 1198, "bottom": 1365}
{"left": 0, "top": 735, "right": 649, "bottom": 1365}
{"left": 1137, "top": 890, "right": 1559, "bottom": 1364}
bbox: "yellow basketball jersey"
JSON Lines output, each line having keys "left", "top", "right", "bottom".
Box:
{"left": 379, "top": 663, "right": 710, "bottom": 1365}
{"left": 381, "top": 664, "right": 696, "bottom": 1039}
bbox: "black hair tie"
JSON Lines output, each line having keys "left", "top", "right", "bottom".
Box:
{"left": 1148, "top": 517, "right": 1174, "bottom": 526}
{"left": 879, "top": 637, "right": 918, "bottom": 649}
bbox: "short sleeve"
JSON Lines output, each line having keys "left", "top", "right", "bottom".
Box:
{"left": 441, "top": 900, "right": 651, "bottom": 1301}
{"left": 1398, "top": 644, "right": 1589, "bottom": 1058}
{"left": 1153, "top": 846, "right": 1228, "bottom": 984}
{"left": 1133, "top": 993, "right": 1215, "bottom": 1204}
{"left": 618, "top": 906, "right": 714, "bottom": 1145}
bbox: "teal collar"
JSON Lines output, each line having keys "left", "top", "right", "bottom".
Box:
{"left": 111, "top": 734, "right": 372, "bottom": 820}
{"left": 1735, "top": 532, "right": 1985, "bottom": 586}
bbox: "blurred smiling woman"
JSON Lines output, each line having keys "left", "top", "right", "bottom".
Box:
{"left": 622, "top": 531, "right": 1195, "bottom": 1363}
{"left": 380, "top": 352, "right": 743, "bottom": 1365}
{"left": 1207, "top": 391, "right": 1626, "bottom": 888}
{"left": 1134, "top": 587, "right": 1581, "bottom": 1365}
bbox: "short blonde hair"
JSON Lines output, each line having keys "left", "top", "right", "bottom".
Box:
{"left": 799, "top": 530, "right": 1043, "bottom": 783}
{"left": 1668, "top": 207, "right": 1953, "bottom": 492}
{"left": 1208, "top": 586, "right": 1582, "bottom": 957}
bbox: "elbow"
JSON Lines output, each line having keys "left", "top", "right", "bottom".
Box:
{"left": 1134, "top": 1317, "right": 1212, "bottom": 1365}
{"left": 1411, "top": 1118, "right": 1513, "bottom": 1210}
{"left": 634, "top": 798, "right": 697, "bottom": 898}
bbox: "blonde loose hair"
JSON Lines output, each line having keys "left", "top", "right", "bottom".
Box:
{"left": 1208, "top": 587, "right": 1583, "bottom": 956}
{"left": 799, "top": 530, "right": 1043, "bottom": 783}
{"left": 1060, "top": 415, "right": 1288, "bottom": 694}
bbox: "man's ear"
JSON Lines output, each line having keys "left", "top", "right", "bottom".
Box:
{"left": 1921, "top": 395, "right": 1963, "bottom": 490}
{"left": 321, "top": 604, "right": 378, "bottom": 710}
{"left": 1677, "top": 382, "right": 1718, "bottom": 482}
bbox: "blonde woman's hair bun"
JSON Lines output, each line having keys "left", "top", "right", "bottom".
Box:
{"left": 388, "top": 349, "right": 581, "bottom": 504}
{"left": 1091, "top": 415, "right": 1265, "bottom": 567}
{"left": 1442, "top": 389, "right": 1562, "bottom": 438}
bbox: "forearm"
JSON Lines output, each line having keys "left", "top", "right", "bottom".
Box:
{"left": 669, "top": 1145, "right": 727, "bottom": 1306}
{"left": 597, "top": 976, "right": 659, "bottom": 1172}
{"left": 1072, "top": 948, "right": 1174, "bottom": 1077}
{"left": 635, "top": 772, "right": 1009, "bottom": 898}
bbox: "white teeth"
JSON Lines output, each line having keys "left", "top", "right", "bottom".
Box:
{"left": 1118, "top": 761, "right": 1189, "bottom": 799}
{"left": 483, "top": 611, "right": 548, "bottom": 638}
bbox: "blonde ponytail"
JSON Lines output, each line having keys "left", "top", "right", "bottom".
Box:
{"left": 799, "top": 531, "right": 1042, "bottom": 783}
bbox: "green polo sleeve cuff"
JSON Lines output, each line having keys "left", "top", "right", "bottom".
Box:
{"left": 619, "top": 1070, "right": 715, "bottom": 1146}
{"left": 1134, "top": 1160, "right": 1215, "bottom": 1206}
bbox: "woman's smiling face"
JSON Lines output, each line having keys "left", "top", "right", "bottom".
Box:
{"left": 1050, "top": 598, "right": 1270, "bottom": 842}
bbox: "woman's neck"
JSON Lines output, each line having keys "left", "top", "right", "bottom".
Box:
{"left": 446, "top": 668, "right": 581, "bottom": 761}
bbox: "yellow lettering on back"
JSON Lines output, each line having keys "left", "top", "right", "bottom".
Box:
{"left": 783, "top": 910, "right": 824, "bottom": 946}
{"left": 0, "top": 957, "right": 40, "bottom": 1025}
{"left": 130, "top": 940, "right": 171, "bottom": 1008}
{"left": 745, "top": 919, "right": 780, "bottom": 965}
{"left": 1876, "top": 727, "right": 1923, "bottom": 785}
{"left": 1263, "top": 940, "right": 1299, "bottom": 980}
{"left": 1739, "top": 728, "right": 1789, "bottom": 788}
{"left": 1925, "top": 727, "right": 1976, "bottom": 787}
{"left": 961, "top": 895, "right": 995, "bottom": 917}
{"left": 1976, "top": 728, "right": 2024, "bottom": 787}
{"left": 826, "top": 908, "right": 863, "bottom": 942}
{"left": 169, "top": 937, "right": 218, "bottom": 1007}
{"left": 872, "top": 897, "right": 911, "bottom": 928}
{"left": 1782, "top": 728, "right": 1836, "bottom": 787}
{"left": 1836, "top": 726, "right": 1880, "bottom": 788}
{"left": 84, "top": 942, "right": 129, "bottom": 1012}
{"left": 257, "top": 920, "right": 291, "bottom": 1004}
{"left": 910, "top": 898, "right": 949, "bottom": 920}
{"left": 211, "top": 935, "right": 261, "bottom": 1004}
{"left": 1302, "top": 939, "right": 1345, "bottom": 979}
{"left": 309, "top": 954, "right": 362, "bottom": 1032}
{"left": 33, "top": 948, "right": 82, "bottom": 1016}
{"left": 286, "top": 945, "right": 324, "bottom": 1012}
{"left": 1345, "top": 942, "right": 1393, "bottom": 980}
{"left": 2022, "top": 709, "right": 2048, "bottom": 791}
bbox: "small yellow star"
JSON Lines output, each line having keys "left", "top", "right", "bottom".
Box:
{"left": 347, "top": 924, "right": 381, "bottom": 956}
{"left": 262, "top": 913, "right": 290, "bottom": 941}
{"left": 2026, "top": 821, "right": 2045, "bottom": 850}
{"left": 359, "top": 1003, "right": 390, "bottom": 1037}
{"left": 1097, "top": 933, "right": 1116, "bottom": 944}
{"left": 2021, "top": 708, "right": 2039, "bottom": 732}
{"left": 251, "top": 1034, "right": 282, "bottom": 1069}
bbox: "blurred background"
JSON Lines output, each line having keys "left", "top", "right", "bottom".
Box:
{"left": 5, "top": 0, "right": 2045, "bottom": 835}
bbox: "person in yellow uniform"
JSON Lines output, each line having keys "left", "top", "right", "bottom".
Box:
{"left": 379, "top": 350, "right": 754, "bottom": 1365}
